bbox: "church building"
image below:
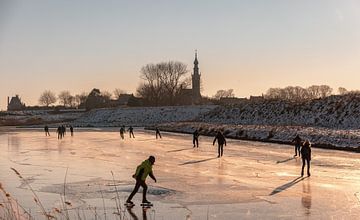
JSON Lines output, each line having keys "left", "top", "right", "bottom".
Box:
{"left": 191, "top": 51, "right": 201, "bottom": 103}
{"left": 178, "top": 51, "right": 202, "bottom": 105}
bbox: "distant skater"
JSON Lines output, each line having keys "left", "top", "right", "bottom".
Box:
{"left": 301, "top": 140, "right": 312, "bottom": 177}
{"left": 128, "top": 126, "right": 135, "bottom": 138}
{"left": 120, "top": 126, "right": 125, "bottom": 139}
{"left": 44, "top": 125, "right": 50, "bottom": 136}
{"left": 57, "top": 126, "right": 62, "bottom": 139}
{"left": 126, "top": 156, "right": 157, "bottom": 205}
{"left": 61, "top": 125, "right": 66, "bottom": 138}
{"left": 70, "top": 125, "right": 74, "bottom": 136}
{"left": 155, "top": 128, "right": 162, "bottom": 139}
{"left": 292, "top": 135, "right": 302, "bottom": 157}
{"left": 193, "top": 129, "right": 199, "bottom": 148}
{"left": 213, "top": 131, "right": 226, "bottom": 157}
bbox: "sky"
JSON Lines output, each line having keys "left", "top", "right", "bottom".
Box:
{"left": 1, "top": 0, "right": 360, "bottom": 110}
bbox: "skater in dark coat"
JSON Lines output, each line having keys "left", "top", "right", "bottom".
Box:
{"left": 301, "top": 140, "right": 312, "bottom": 177}
{"left": 128, "top": 126, "right": 135, "bottom": 138}
{"left": 70, "top": 125, "right": 74, "bottom": 136}
{"left": 292, "top": 135, "right": 302, "bottom": 157}
{"left": 57, "top": 126, "right": 62, "bottom": 139}
{"left": 193, "top": 129, "right": 199, "bottom": 148}
{"left": 120, "top": 126, "right": 125, "bottom": 139}
{"left": 213, "top": 131, "right": 226, "bottom": 157}
{"left": 155, "top": 128, "right": 162, "bottom": 139}
{"left": 126, "top": 156, "right": 157, "bottom": 205}
{"left": 44, "top": 125, "right": 50, "bottom": 136}
{"left": 61, "top": 125, "right": 66, "bottom": 138}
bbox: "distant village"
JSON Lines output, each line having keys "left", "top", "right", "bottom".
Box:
{"left": 6, "top": 53, "right": 264, "bottom": 112}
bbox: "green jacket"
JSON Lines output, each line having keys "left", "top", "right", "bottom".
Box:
{"left": 135, "top": 159, "right": 153, "bottom": 181}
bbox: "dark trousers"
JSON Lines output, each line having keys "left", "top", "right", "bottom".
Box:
{"left": 301, "top": 157, "right": 311, "bottom": 176}
{"left": 156, "top": 132, "right": 161, "bottom": 139}
{"left": 218, "top": 144, "right": 224, "bottom": 157}
{"left": 130, "top": 131, "right": 135, "bottom": 138}
{"left": 193, "top": 138, "right": 198, "bottom": 147}
{"left": 127, "top": 179, "right": 148, "bottom": 202}
{"left": 295, "top": 144, "right": 301, "bottom": 156}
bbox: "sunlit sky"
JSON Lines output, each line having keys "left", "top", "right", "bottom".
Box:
{"left": 1, "top": 0, "right": 360, "bottom": 110}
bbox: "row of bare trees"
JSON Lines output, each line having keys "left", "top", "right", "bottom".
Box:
{"left": 38, "top": 88, "right": 127, "bottom": 107}
{"left": 38, "top": 90, "right": 88, "bottom": 107}
{"left": 212, "top": 89, "right": 235, "bottom": 100}
{"left": 264, "top": 85, "right": 333, "bottom": 101}
{"left": 136, "top": 61, "right": 190, "bottom": 106}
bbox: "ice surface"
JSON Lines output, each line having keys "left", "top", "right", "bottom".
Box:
{"left": 1, "top": 129, "right": 360, "bottom": 219}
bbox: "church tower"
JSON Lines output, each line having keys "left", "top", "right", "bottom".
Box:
{"left": 192, "top": 51, "right": 201, "bottom": 103}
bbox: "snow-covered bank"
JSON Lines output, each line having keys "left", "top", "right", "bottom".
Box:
{"left": 0, "top": 110, "right": 84, "bottom": 126}
{"left": 199, "top": 94, "right": 360, "bottom": 129}
{"left": 73, "top": 105, "right": 217, "bottom": 127}
{"left": 152, "top": 122, "right": 360, "bottom": 152}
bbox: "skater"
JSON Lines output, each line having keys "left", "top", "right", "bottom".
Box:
{"left": 301, "top": 140, "right": 312, "bottom": 177}
{"left": 70, "top": 125, "right": 74, "bottom": 136}
{"left": 128, "top": 126, "right": 135, "bottom": 138}
{"left": 120, "top": 126, "right": 125, "bottom": 139}
{"left": 61, "top": 125, "right": 66, "bottom": 138}
{"left": 44, "top": 125, "right": 50, "bottom": 136}
{"left": 193, "top": 129, "right": 199, "bottom": 148}
{"left": 126, "top": 156, "right": 157, "bottom": 206}
{"left": 292, "top": 134, "right": 302, "bottom": 157}
{"left": 213, "top": 131, "right": 226, "bottom": 157}
{"left": 155, "top": 128, "right": 162, "bottom": 139}
{"left": 57, "top": 126, "right": 62, "bottom": 139}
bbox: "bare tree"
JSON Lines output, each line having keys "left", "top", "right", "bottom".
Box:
{"left": 58, "top": 91, "right": 74, "bottom": 107}
{"left": 307, "top": 85, "right": 322, "bottom": 99}
{"left": 74, "top": 92, "right": 88, "bottom": 107}
{"left": 39, "top": 90, "right": 57, "bottom": 107}
{"left": 318, "top": 85, "right": 333, "bottom": 98}
{"left": 265, "top": 88, "right": 282, "bottom": 100}
{"left": 338, "top": 87, "right": 348, "bottom": 95}
{"left": 213, "top": 89, "right": 235, "bottom": 100}
{"left": 101, "top": 90, "right": 112, "bottom": 102}
{"left": 113, "top": 88, "right": 125, "bottom": 99}
{"left": 137, "top": 61, "right": 188, "bottom": 106}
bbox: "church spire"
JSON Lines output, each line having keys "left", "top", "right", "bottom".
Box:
{"left": 194, "top": 50, "right": 198, "bottom": 65}
{"left": 192, "top": 50, "right": 201, "bottom": 104}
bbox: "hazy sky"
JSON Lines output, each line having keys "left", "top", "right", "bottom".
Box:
{"left": 1, "top": 0, "right": 360, "bottom": 110}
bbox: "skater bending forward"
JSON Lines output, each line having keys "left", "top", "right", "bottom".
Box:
{"left": 126, "top": 156, "right": 157, "bottom": 205}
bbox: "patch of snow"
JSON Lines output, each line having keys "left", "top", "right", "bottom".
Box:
{"left": 73, "top": 105, "right": 217, "bottom": 127}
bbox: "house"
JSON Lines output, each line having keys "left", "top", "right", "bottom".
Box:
{"left": 7, "top": 95, "right": 26, "bottom": 111}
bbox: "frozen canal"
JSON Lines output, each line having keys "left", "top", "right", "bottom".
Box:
{"left": 1, "top": 128, "right": 360, "bottom": 219}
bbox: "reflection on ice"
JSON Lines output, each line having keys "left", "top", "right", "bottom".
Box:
{"left": 301, "top": 179, "right": 312, "bottom": 215}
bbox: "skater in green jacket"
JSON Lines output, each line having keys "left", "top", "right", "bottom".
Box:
{"left": 126, "top": 156, "right": 157, "bottom": 205}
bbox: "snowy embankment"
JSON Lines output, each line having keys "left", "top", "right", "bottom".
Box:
{"left": 199, "top": 94, "right": 360, "bottom": 129}
{"left": 155, "top": 122, "right": 360, "bottom": 152}
{"left": 0, "top": 110, "right": 84, "bottom": 126}
{"left": 151, "top": 94, "right": 360, "bottom": 152}
{"left": 72, "top": 105, "right": 217, "bottom": 127}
